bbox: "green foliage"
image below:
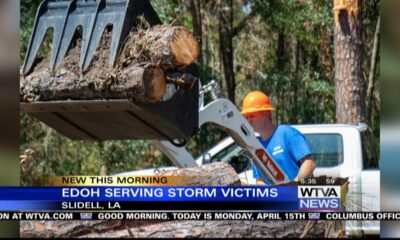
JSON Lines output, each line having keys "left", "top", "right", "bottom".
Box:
{"left": 257, "top": 68, "right": 335, "bottom": 124}
{"left": 151, "top": 0, "right": 191, "bottom": 27}
{"left": 251, "top": 0, "right": 333, "bottom": 47}
{"left": 20, "top": 0, "right": 43, "bottom": 62}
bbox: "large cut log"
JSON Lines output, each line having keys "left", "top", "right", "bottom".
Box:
{"left": 20, "top": 63, "right": 166, "bottom": 102}
{"left": 19, "top": 164, "right": 347, "bottom": 238}
{"left": 81, "top": 219, "right": 346, "bottom": 238}
{"left": 20, "top": 25, "right": 198, "bottom": 103}
{"left": 21, "top": 219, "right": 333, "bottom": 238}
{"left": 119, "top": 25, "right": 199, "bottom": 69}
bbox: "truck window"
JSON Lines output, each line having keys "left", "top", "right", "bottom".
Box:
{"left": 203, "top": 133, "right": 346, "bottom": 173}
{"left": 361, "top": 129, "right": 379, "bottom": 169}
{"left": 304, "top": 134, "right": 344, "bottom": 167}
{"left": 207, "top": 144, "right": 251, "bottom": 174}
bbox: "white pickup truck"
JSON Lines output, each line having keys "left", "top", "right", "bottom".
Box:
{"left": 118, "top": 123, "right": 380, "bottom": 236}
{"left": 196, "top": 123, "right": 380, "bottom": 236}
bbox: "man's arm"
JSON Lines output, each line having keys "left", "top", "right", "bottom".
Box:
{"left": 294, "top": 155, "right": 315, "bottom": 181}
{"left": 256, "top": 178, "right": 266, "bottom": 185}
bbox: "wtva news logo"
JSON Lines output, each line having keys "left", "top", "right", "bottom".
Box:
{"left": 298, "top": 186, "right": 341, "bottom": 211}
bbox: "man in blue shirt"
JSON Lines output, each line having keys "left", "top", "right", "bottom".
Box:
{"left": 241, "top": 91, "right": 315, "bottom": 185}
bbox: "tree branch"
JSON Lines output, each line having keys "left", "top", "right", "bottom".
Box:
{"left": 366, "top": 14, "right": 380, "bottom": 120}
{"left": 232, "top": 11, "right": 256, "bottom": 37}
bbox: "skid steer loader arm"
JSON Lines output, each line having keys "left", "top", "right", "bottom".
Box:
{"left": 153, "top": 81, "right": 289, "bottom": 185}
{"left": 198, "top": 97, "right": 289, "bottom": 185}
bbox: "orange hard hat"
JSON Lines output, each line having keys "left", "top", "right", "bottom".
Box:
{"left": 241, "top": 91, "right": 275, "bottom": 115}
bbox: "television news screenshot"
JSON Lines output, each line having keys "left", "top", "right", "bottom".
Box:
{"left": 0, "top": 0, "right": 399, "bottom": 238}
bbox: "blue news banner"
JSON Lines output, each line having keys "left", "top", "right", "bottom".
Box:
{"left": 0, "top": 185, "right": 341, "bottom": 212}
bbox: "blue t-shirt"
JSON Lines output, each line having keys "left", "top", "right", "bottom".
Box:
{"left": 252, "top": 125, "right": 312, "bottom": 185}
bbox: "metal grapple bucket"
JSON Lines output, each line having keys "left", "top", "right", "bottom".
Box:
{"left": 21, "top": 0, "right": 198, "bottom": 141}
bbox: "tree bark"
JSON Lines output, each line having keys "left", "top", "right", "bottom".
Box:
{"left": 20, "top": 219, "right": 163, "bottom": 238}
{"left": 120, "top": 25, "right": 199, "bottom": 69}
{"left": 366, "top": 14, "right": 380, "bottom": 121}
{"left": 218, "top": 0, "right": 236, "bottom": 104}
{"left": 20, "top": 63, "right": 167, "bottom": 103}
{"left": 276, "top": 33, "right": 286, "bottom": 123}
{"left": 333, "top": 0, "right": 366, "bottom": 123}
{"left": 157, "top": 161, "right": 240, "bottom": 186}
{"left": 277, "top": 33, "right": 286, "bottom": 69}
{"left": 76, "top": 220, "right": 330, "bottom": 238}
{"left": 290, "top": 37, "right": 299, "bottom": 124}
{"left": 188, "top": 0, "right": 204, "bottom": 66}
{"left": 20, "top": 218, "right": 335, "bottom": 238}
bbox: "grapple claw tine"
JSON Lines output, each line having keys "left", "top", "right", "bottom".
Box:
{"left": 22, "top": 17, "right": 50, "bottom": 75}
{"left": 52, "top": 0, "right": 80, "bottom": 71}
{"left": 23, "top": 0, "right": 66, "bottom": 75}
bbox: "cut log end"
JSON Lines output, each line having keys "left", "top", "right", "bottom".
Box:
{"left": 119, "top": 63, "right": 166, "bottom": 102}
{"left": 143, "top": 65, "right": 166, "bottom": 101}
{"left": 170, "top": 27, "right": 199, "bottom": 66}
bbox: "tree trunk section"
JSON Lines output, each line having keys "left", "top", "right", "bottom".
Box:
{"left": 276, "top": 33, "right": 286, "bottom": 123}
{"left": 277, "top": 33, "right": 286, "bottom": 69}
{"left": 218, "top": 0, "right": 236, "bottom": 104}
{"left": 156, "top": 161, "right": 240, "bottom": 186}
{"left": 120, "top": 25, "right": 199, "bottom": 69}
{"left": 290, "top": 37, "right": 299, "bottom": 124}
{"left": 20, "top": 63, "right": 166, "bottom": 103}
{"left": 21, "top": 218, "right": 336, "bottom": 238}
{"left": 366, "top": 14, "right": 380, "bottom": 121}
{"left": 188, "top": 0, "right": 204, "bottom": 66}
{"left": 333, "top": 0, "right": 366, "bottom": 123}
{"left": 76, "top": 220, "right": 329, "bottom": 238}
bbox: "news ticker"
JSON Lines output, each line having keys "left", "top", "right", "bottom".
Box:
{"left": 0, "top": 211, "right": 398, "bottom": 221}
